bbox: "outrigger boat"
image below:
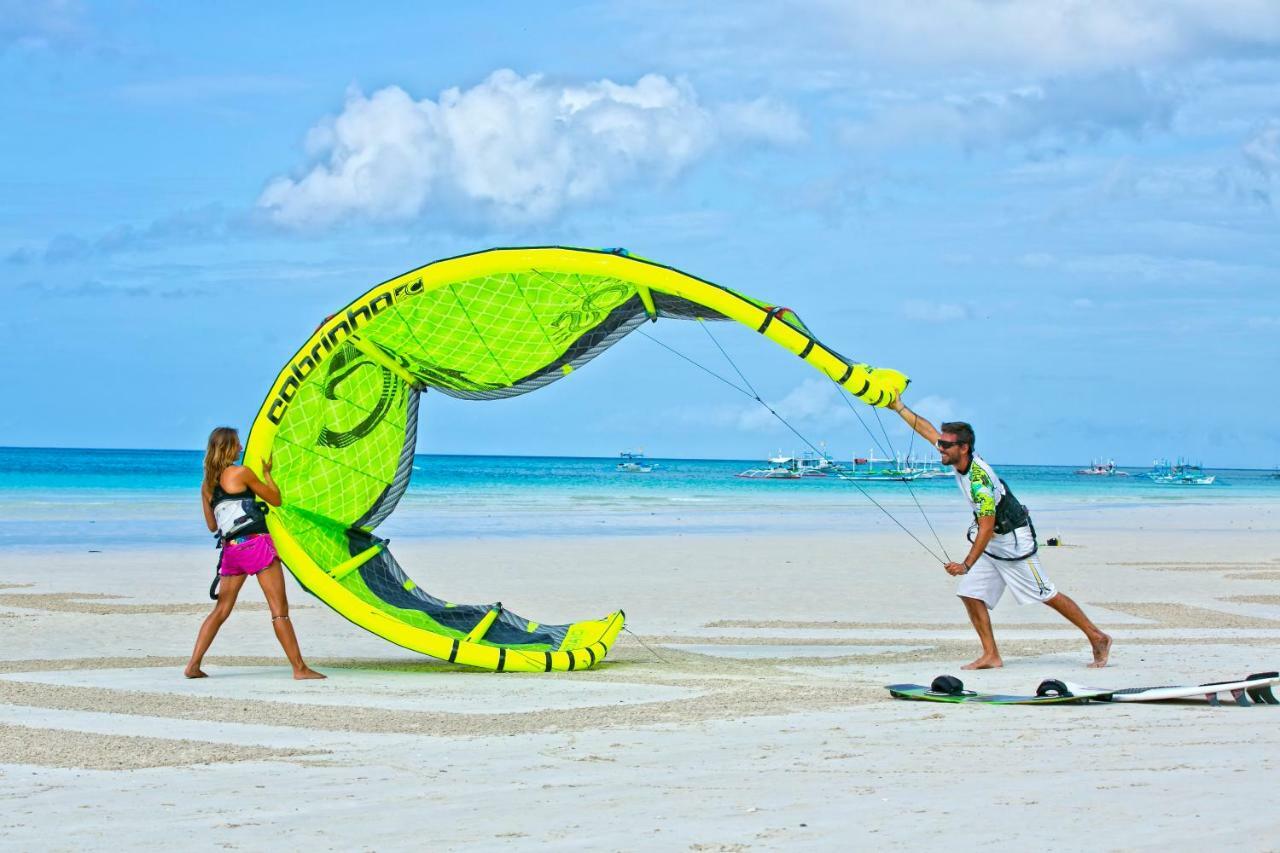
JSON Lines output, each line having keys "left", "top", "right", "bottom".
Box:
{"left": 1147, "top": 458, "right": 1214, "bottom": 485}
{"left": 906, "top": 456, "right": 951, "bottom": 479}
{"left": 844, "top": 451, "right": 947, "bottom": 482}
{"left": 737, "top": 450, "right": 836, "bottom": 479}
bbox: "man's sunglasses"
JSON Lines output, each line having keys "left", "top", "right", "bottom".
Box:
{"left": 936, "top": 439, "right": 963, "bottom": 449}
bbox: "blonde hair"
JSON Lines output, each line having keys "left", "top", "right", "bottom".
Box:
{"left": 203, "top": 427, "right": 241, "bottom": 496}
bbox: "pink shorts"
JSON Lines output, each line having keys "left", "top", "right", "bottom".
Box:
{"left": 220, "top": 534, "right": 279, "bottom": 576}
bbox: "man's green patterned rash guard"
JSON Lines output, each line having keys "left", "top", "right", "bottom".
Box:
{"left": 954, "top": 455, "right": 1005, "bottom": 520}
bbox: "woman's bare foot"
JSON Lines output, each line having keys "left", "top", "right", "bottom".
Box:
{"left": 184, "top": 666, "right": 207, "bottom": 679}
{"left": 293, "top": 667, "right": 326, "bottom": 680}
{"left": 1088, "top": 633, "right": 1112, "bottom": 668}
{"left": 961, "top": 655, "right": 1003, "bottom": 670}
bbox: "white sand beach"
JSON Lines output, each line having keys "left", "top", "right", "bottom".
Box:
{"left": 2, "top": 500, "right": 1279, "bottom": 850}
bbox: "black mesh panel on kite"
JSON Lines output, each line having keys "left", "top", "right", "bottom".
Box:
{"left": 352, "top": 536, "right": 571, "bottom": 648}
{"left": 352, "top": 390, "right": 420, "bottom": 531}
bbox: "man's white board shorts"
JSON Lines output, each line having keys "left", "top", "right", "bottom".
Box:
{"left": 956, "top": 525, "right": 1057, "bottom": 610}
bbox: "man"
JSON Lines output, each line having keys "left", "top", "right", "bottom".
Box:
{"left": 890, "top": 398, "right": 1111, "bottom": 670}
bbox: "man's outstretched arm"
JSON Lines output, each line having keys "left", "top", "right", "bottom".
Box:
{"left": 889, "top": 398, "right": 941, "bottom": 445}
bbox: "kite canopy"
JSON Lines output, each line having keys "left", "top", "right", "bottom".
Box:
{"left": 244, "top": 246, "right": 907, "bottom": 671}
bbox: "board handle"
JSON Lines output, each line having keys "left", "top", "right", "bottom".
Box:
{"left": 1035, "top": 679, "right": 1073, "bottom": 699}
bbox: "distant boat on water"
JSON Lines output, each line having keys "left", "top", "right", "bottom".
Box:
{"left": 737, "top": 450, "right": 834, "bottom": 479}
{"left": 845, "top": 451, "right": 948, "bottom": 482}
{"left": 1075, "top": 459, "right": 1129, "bottom": 476}
{"left": 1147, "top": 457, "right": 1215, "bottom": 486}
{"left": 616, "top": 450, "right": 656, "bottom": 473}
{"left": 905, "top": 456, "right": 951, "bottom": 479}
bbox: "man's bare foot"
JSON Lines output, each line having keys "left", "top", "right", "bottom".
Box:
{"left": 961, "top": 656, "right": 1003, "bottom": 670}
{"left": 294, "top": 667, "right": 326, "bottom": 680}
{"left": 1087, "top": 633, "right": 1112, "bottom": 668}
{"left": 184, "top": 666, "right": 207, "bottom": 679}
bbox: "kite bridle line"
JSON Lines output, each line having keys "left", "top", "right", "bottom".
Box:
{"left": 636, "top": 322, "right": 948, "bottom": 566}
{"left": 881, "top": 404, "right": 953, "bottom": 563}
{"left": 623, "top": 626, "right": 670, "bottom": 664}
{"left": 828, "top": 378, "right": 953, "bottom": 564}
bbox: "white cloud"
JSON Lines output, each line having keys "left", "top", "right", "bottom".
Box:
{"left": 1241, "top": 119, "right": 1280, "bottom": 206}
{"left": 735, "top": 377, "right": 856, "bottom": 432}
{"left": 715, "top": 97, "right": 808, "bottom": 145}
{"left": 1011, "top": 250, "right": 1263, "bottom": 284}
{"left": 999, "top": 153, "right": 1267, "bottom": 230}
{"left": 902, "top": 299, "right": 970, "bottom": 323}
{"left": 823, "top": 1, "right": 1280, "bottom": 74}
{"left": 1243, "top": 121, "right": 1280, "bottom": 174}
{"left": 639, "top": 1, "right": 1280, "bottom": 77}
{"left": 911, "top": 394, "right": 961, "bottom": 426}
{"left": 0, "top": 0, "right": 86, "bottom": 50}
{"left": 777, "top": 173, "right": 872, "bottom": 224}
{"left": 8, "top": 204, "right": 245, "bottom": 264}
{"left": 842, "top": 71, "right": 1176, "bottom": 153}
{"left": 258, "top": 70, "right": 800, "bottom": 229}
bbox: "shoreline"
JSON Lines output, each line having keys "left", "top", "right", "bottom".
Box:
{"left": 2, "top": 495, "right": 1277, "bottom": 551}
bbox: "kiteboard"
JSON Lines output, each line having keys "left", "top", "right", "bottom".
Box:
{"left": 1061, "top": 671, "right": 1280, "bottom": 707}
{"left": 887, "top": 676, "right": 1109, "bottom": 705}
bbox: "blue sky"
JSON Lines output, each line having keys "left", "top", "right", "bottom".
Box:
{"left": 3, "top": 1, "right": 1278, "bottom": 466}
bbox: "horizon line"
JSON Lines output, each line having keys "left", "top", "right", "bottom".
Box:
{"left": 0, "top": 445, "right": 1275, "bottom": 473}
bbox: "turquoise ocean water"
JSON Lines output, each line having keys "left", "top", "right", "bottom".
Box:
{"left": 2, "top": 447, "right": 1278, "bottom": 550}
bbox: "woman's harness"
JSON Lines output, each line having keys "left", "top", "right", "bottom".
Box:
{"left": 208, "top": 485, "right": 270, "bottom": 599}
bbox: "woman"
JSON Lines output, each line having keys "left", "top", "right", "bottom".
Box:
{"left": 186, "top": 426, "right": 324, "bottom": 680}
